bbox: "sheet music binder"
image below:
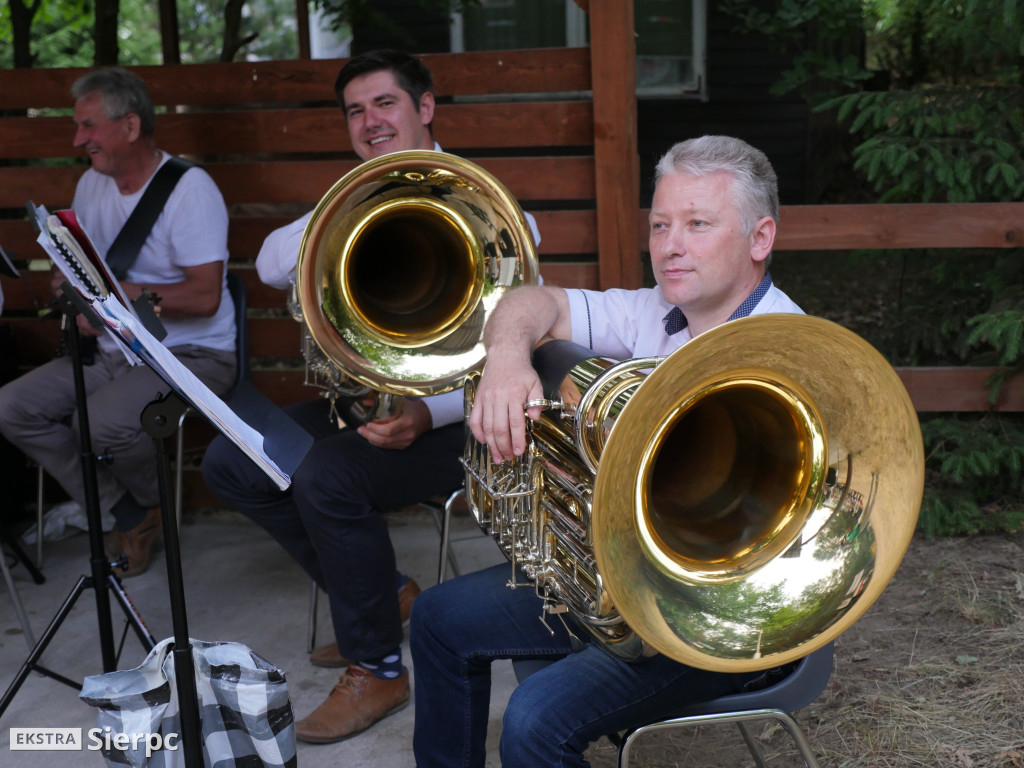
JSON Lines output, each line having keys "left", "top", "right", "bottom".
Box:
{"left": 31, "top": 202, "right": 166, "bottom": 341}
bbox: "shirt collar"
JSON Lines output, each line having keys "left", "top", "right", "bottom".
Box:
{"left": 662, "top": 272, "right": 773, "bottom": 335}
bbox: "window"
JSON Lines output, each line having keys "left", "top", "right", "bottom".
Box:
{"left": 450, "top": 0, "right": 707, "bottom": 100}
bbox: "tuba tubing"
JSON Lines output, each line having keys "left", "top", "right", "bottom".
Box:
{"left": 462, "top": 314, "right": 924, "bottom": 672}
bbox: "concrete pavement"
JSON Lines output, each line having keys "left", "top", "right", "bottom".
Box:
{"left": 0, "top": 506, "right": 517, "bottom": 767}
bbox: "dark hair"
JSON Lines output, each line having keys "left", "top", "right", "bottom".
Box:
{"left": 655, "top": 135, "right": 779, "bottom": 236}
{"left": 334, "top": 49, "right": 434, "bottom": 118}
{"left": 71, "top": 67, "right": 155, "bottom": 137}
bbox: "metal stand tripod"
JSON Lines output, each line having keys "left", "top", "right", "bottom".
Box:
{"left": 0, "top": 292, "right": 156, "bottom": 717}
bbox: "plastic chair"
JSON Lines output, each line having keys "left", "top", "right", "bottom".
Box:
{"left": 512, "top": 641, "right": 835, "bottom": 768}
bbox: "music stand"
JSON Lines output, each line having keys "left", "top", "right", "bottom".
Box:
{"left": 0, "top": 290, "right": 156, "bottom": 715}
{"left": 11, "top": 204, "right": 312, "bottom": 765}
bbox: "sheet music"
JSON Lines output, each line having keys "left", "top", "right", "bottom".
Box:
{"left": 93, "top": 295, "right": 292, "bottom": 490}
{"left": 32, "top": 204, "right": 135, "bottom": 310}
{"left": 32, "top": 204, "right": 140, "bottom": 364}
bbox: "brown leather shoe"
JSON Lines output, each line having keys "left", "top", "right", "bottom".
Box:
{"left": 295, "top": 665, "right": 410, "bottom": 744}
{"left": 309, "top": 578, "right": 421, "bottom": 668}
{"left": 113, "top": 506, "right": 162, "bottom": 578}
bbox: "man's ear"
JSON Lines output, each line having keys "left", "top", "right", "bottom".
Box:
{"left": 122, "top": 113, "right": 142, "bottom": 143}
{"left": 750, "top": 216, "right": 776, "bottom": 263}
{"left": 419, "top": 91, "right": 436, "bottom": 126}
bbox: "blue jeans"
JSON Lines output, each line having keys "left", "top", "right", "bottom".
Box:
{"left": 201, "top": 398, "right": 464, "bottom": 661}
{"left": 411, "top": 563, "right": 761, "bottom": 768}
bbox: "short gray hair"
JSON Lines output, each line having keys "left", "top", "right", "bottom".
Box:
{"left": 71, "top": 67, "right": 155, "bottom": 137}
{"left": 654, "top": 136, "right": 779, "bottom": 237}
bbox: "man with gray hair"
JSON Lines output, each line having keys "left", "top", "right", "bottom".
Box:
{"left": 410, "top": 135, "right": 804, "bottom": 767}
{"left": 0, "top": 67, "right": 236, "bottom": 577}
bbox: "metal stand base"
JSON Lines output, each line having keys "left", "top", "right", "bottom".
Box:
{"left": 0, "top": 298, "right": 156, "bottom": 718}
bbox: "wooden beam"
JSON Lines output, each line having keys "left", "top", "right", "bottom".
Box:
{"left": 0, "top": 101, "right": 594, "bottom": 160}
{"left": 897, "top": 367, "right": 1024, "bottom": 413}
{"left": 777, "top": 203, "right": 1024, "bottom": 251}
{"left": 634, "top": 203, "right": 1024, "bottom": 252}
{"left": 589, "top": 0, "right": 641, "bottom": 290}
{"left": 0, "top": 49, "right": 592, "bottom": 110}
{"left": 296, "top": 0, "right": 311, "bottom": 60}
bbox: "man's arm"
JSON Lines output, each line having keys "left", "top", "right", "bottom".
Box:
{"left": 256, "top": 213, "right": 311, "bottom": 290}
{"left": 470, "top": 285, "right": 572, "bottom": 462}
{"left": 123, "top": 261, "right": 224, "bottom": 318}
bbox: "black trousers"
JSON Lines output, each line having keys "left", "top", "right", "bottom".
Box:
{"left": 200, "top": 398, "right": 464, "bottom": 661}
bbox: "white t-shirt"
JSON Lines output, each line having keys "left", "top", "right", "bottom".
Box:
{"left": 255, "top": 144, "right": 542, "bottom": 429}
{"left": 566, "top": 281, "right": 804, "bottom": 359}
{"left": 71, "top": 151, "right": 235, "bottom": 353}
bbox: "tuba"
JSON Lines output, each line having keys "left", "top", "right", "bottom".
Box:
{"left": 462, "top": 314, "right": 924, "bottom": 673}
{"left": 293, "top": 150, "right": 539, "bottom": 424}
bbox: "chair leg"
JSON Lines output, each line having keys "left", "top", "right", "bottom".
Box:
{"left": 36, "top": 463, "right": 45, "bottom": 568}
{"left": 0, "top": 544, "right": 37, "bottom": 649}
{"left": 306, "top": 579, "right": 319, "bottom": 654}
{"left": 435, "top": 488, "right": 464, "bottom": 584}
{"left": 737, "top": 721, "right": 771, "bottom": 768}
{"left": 617, "top": 710, "right": 822, "bottom": 768}
{"left": 767, "top": 711, "right": 823, "bottom": 768}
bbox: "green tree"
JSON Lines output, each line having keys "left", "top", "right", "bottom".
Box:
{"left": 0, "top": 0, "right": 300, "bottom": 69}
{"left": 1, "top": 0, "right": 91, "bottom": 68}
{"left": 722, "top": 0, "right": 1024, "bottom": 535}
{"left": 312, "top": 0, "right": 478, "bottom": 46}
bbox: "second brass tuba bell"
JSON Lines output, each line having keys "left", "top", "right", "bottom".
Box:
{"left": 462, "top": 314, "right": 924, "bottom": 673}
{"left": 294, "top": 150, "right": 539, "bottom": 422}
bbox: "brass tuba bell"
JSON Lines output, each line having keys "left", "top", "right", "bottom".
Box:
{"left": 294, "top": 150, "right": 539, "bottom": 423}
{"left": 462, "top": 314, "right": 924, "bottom": 672}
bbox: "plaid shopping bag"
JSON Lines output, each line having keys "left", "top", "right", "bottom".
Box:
{"left": 80, "top": 638, "right": 296, "bottom": 768}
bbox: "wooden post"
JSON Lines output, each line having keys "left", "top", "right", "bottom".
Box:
{"left": 158, "top": 0, "right": 181, "bottom": 66}
{"left": 297, "top": 0, "right": 311, "bottom": 60}
{"left": 588, "top": 0, "right": 641, "bottom": 290}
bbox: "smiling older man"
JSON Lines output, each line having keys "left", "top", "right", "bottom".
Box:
{"left": 0, "top": 67, "right": 236, "bottom": 578}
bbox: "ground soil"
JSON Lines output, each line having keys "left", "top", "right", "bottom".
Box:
{"left": 583, "top": 532, "right": 1024, "bottom": 768}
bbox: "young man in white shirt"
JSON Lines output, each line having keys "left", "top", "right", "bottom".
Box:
{"left": 202, "top": 49, "right": 539, "bottom": 744}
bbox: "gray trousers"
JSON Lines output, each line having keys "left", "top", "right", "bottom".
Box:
{"left": 0, "top": 345, "right": 235, "bottom": 524}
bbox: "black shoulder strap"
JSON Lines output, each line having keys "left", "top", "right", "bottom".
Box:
{"left": 105, "top": 155, "right": 195, "bottom": 280}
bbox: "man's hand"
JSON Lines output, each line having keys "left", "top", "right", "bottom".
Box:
{"left": 50, "top": 270, "right": 101, "bottom": 336}
{"left": 468, "top": 353, "right": 545, "bottom": 464}
{"left": 357, "top": 398, "right": 433, "bottom": 450}
{"left": 75, "top": 313, "right": 103, "bottom": 337}
{"left": 49, "top": 268, "right": 65, "bottom": 298}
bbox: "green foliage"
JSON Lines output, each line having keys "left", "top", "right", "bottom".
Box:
{"left": 719, "top": 0, "right": 871, "bottom": 99}
{"left": 919, "top": 414, "right": 1024, "bottom": 537}
{"left": 0, "top": 0, "right": 300, "bottom": 68}
{"left": 865, "top": 0, "right": 1023, "bottom": 87}
{"left": 825, "top": 86, "right": 1024, "bottom": 203}
{"left": 312, "top": 0, "right": 479, "bottom": 45}
{"left": 0, "top": 0, "right": 92, "bottom": 67}
{"left": 724, "top": 0, "right": 1024, "bottom": 536}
